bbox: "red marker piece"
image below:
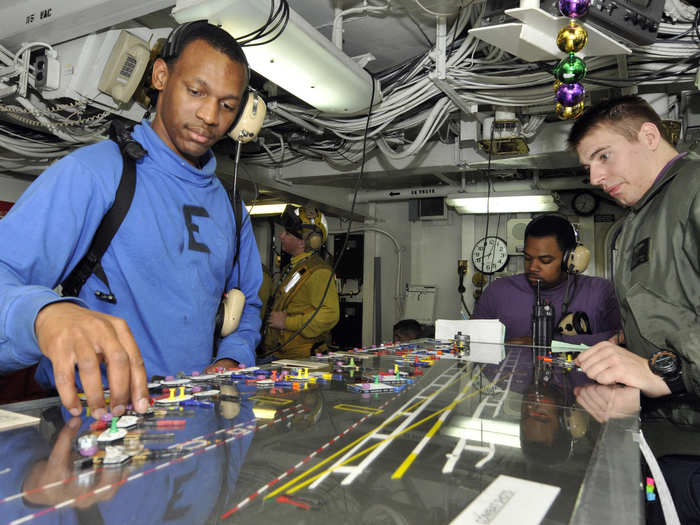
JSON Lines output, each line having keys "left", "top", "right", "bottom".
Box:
{"left": 89, "top": 420, "right": 107, "bottom": 431}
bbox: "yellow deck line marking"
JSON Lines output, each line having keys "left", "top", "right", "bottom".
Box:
{"left": 333, "top": 404, "right": 384, "bottom": 415}
{"left": 285, "top": 375, "right": 502, "bottom": 496}
{"left": 263, "top": 366, "right": 473, "bottom": 501}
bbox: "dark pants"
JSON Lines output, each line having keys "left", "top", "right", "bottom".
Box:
{"left": 647, "top": 455, "right": 700, "bottom": 525}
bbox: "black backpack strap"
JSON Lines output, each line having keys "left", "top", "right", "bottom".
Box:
{"left": 61, "top": 121, "right": 146, "bottom": 302}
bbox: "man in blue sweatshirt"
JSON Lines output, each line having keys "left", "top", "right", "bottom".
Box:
{"left": 0, "top": 22, "right": 262, "bottom": 420}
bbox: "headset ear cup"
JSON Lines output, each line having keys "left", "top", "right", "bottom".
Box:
{"left": 568, "top": 244, "right": 591, "bottom": 274}
{"left": 308, "top": 232, "right": 322, "bottom": 251}
{"left": 557, "top": 312, "right": 576, "bottom": 336}
{"left": 573, "top": 311, "right": 592, "bottom": 335}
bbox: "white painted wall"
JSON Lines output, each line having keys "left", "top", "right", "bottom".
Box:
{"left": 409, "top": 210, "right": 462, "bottom": 322}
{"left": 246, "top": 192, "right": 627, "bottom": 349}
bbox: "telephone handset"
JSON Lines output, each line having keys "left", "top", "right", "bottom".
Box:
{"left": 229, "top": 91, "right": 266, "bottom": 143}
{"left": 220, "top": 289, "right": 245, "bottom": 337}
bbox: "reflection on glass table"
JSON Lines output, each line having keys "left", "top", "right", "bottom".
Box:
{"left": 0, "top": 346, "right": 646, "bottom": 525}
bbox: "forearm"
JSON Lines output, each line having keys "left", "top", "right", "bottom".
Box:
{"left": 0, "top": 154, "right": 114, "bottom": 371}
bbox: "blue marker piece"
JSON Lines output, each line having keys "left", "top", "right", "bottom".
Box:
{"left": 179, "top": 400, "right": 214, "bottom": 408}
{"left": 646, "top": 492, "right": 656, "bottom": 502}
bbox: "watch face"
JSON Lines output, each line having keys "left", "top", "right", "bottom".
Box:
{"left": 472, "top": 236, "right": 508, "bottom": 274}
{"left": 650, "top": 351, "right": 679, "bottom": 377}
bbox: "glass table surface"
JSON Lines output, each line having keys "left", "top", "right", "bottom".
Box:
{"left": 0, "top": 346, "right": 642, "bottom": 525}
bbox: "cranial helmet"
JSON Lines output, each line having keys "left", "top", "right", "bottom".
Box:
{"left": 280, "top": 205, "right": 328, "bottom": 250}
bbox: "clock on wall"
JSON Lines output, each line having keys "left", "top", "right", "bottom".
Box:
{"left": 471, "top": 236, "right": 509, "bottom": 274}
{"left": 572, "top": 190, "right": 599, "bottom": 216}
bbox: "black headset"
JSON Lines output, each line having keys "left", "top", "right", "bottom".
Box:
{"left": 159, "top": 20, "right": 251, "bottom": 132}
{"left": 525, "top": 214, "right": 589, "bottom": 274}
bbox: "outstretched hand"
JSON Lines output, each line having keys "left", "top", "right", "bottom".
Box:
{"left": 575, "top": 340, "right": 670, "bottom": 398}
{"left": 35, "top": 302, "right": 149, "bottom": 419}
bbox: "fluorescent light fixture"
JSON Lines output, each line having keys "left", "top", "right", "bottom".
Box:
{"left": 446, "top": 191, "right": 558, "bottom": 214}
{"left": 172, "top": 0, "right": 380, "bottom": 114}
{"left": 245, "top": 203, "right": 288, "bottom": 216}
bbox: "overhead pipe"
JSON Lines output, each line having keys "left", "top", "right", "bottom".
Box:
{"left": 332, "top": 2, "right": 391, "bottom": 50}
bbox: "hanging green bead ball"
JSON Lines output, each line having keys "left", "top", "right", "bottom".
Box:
{"left": 556, "top": 101, "right": 585, "bottom": 120}
{"left": 553, "top": 54, "right": 587, "bottom": 83}
{"left": 557, "top": 20, "right": 588, "bottom": 54}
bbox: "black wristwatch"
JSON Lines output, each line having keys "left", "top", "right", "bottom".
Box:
{"left": 648, "top": 350, "right": 686, "bottom": 395}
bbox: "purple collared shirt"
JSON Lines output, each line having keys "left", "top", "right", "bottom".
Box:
{"left": 472, "top": 273, "right": 620, "bottom": 345}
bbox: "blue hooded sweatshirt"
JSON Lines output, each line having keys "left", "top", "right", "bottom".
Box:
{"left": 0, "top": 121, "right": 262, "bottom": 387}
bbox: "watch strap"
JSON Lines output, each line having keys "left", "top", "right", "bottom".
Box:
{"left": 664, "top": 374, "right": 686, "bottom": 395}
{"left": 648, "top": 351, "right": 686, "bottom": 396}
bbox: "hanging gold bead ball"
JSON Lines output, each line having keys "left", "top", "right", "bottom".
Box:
{"left": 556, "top": 101, "right": 585, "bottom": 120}
{"left": 557, "top": 20, "right": 588, "bottom": 54}
{"left": 553, "top": 79, "right": 563, "bottom": 93}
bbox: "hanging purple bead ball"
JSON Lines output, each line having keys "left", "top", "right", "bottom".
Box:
{"left": 555, "top": 82, "right": 585, "bottom": 106}
{"left": 559, "top": 0, "right": 590, "bottom": 18}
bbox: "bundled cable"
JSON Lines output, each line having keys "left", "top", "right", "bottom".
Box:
{"left": 236, "top": 0, "right": 290, "bottom": 47}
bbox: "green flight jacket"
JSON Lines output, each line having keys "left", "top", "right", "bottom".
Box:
{"left": 614, "top": 153, "right": 700, "bottom": 455}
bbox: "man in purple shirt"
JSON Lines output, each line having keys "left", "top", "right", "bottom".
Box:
{"left": 472, "top": 214, "right": 620, "bottom": 347}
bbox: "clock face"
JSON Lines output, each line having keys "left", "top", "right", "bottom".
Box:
{"left": 472, "top": 236, "right": 509, "bottom": 274}
{"left": 572, "top": 191, "right": 598, "bottom": 216}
